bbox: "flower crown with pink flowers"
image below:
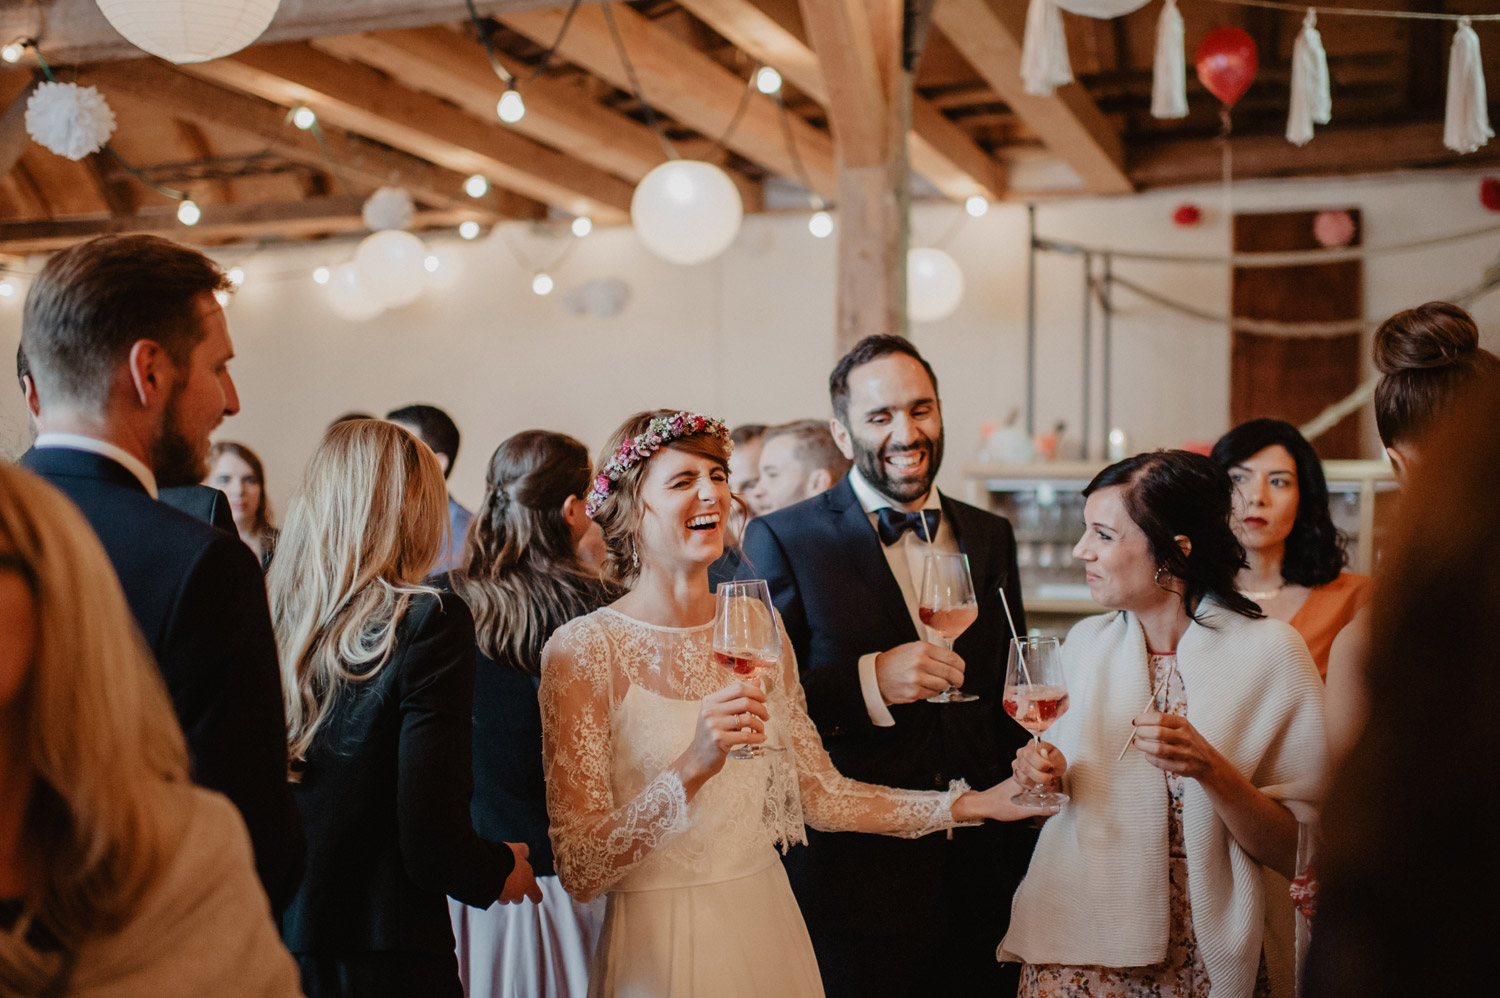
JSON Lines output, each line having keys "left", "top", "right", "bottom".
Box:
{"left": 586, "top": 412, "right": 732, "bottom": 517}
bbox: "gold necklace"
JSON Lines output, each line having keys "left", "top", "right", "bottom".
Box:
{"left": 1239, "top": 585, "right": 1284, "bottom": 601}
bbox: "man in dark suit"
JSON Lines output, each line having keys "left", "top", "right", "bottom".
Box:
{"left": 740, "top": 335, "right": 1035, "bottom": 997}
{"left": 18, "top": 234, "right": 303, "bottom": 909}
{"left": 161, "top": 483, "right": 237, "bottom": 533}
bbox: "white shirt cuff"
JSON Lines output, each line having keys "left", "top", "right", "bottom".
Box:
{"left": 858, "top": 652, "right": 896, "bottom": 727}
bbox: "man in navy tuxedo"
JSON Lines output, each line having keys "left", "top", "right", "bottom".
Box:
{"left": 741, "top": 335, "right": 1034, "bottom": 997}
{"left": 18, "top": 235, "right": 302, "bottom": 909}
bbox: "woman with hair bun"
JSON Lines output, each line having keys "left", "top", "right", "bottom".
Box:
{"left": 1211, "top": 420, "right": 1369, "bottom": 678}
{"left": 1000, "top": 450, "right": 1325, "bottom": 998}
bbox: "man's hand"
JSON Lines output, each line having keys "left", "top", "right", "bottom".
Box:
{"left": 499, "top": 842, "right": 543, "bottom": 904}
{"left": 874, "top": 641, "right": 965, "bottom": 704}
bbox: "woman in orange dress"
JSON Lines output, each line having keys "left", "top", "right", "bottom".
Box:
{"left": 1211, "top": 419, "right": 1369, "bottom": 679}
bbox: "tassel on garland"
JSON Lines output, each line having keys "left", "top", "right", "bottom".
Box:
{"left": 1286, "top": 10, "right": 1331, "bottom": 146}
{"left": 1021, "top": 0, "right": 1073, "bottom": 98}
{"left": 1445, "top": 17, "right": 1494, "bottom": 154}
{"left": 1150, "top": 0, "right": 1187, "bottom": 119}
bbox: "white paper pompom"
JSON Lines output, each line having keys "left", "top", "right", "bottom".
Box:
{"left": 362, "top": 187, "right": 415, "bottom": 232}
{"left": 25, "top": 82, "right": 117, "bottom": 160}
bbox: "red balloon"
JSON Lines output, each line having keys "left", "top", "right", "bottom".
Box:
{"left": 1195, "top": 26, "right": 1258, "bottom": 108}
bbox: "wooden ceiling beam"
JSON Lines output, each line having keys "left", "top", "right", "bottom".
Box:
{"left": 1, "top": 74, "right": 38, "bottom": 179}
{"left": 677, "top": 0, "right": 1002, "bottom": 200}
{"left": 501, "top": 2, "right": 839, "bottom": 199}
{"left": 931, "top": 0, "right": 1132, "bottom": 195}
{"left": 0, "top": 194, "right": 483, "bottom": 254}
{"left": 313, "top": 27, "right": 669, "bottom": 184}
{"left": 182, "top": 42, "right": 633, "bottom": 221}
{"left": 82, "top": 60, "right": 539, "bottom": 221}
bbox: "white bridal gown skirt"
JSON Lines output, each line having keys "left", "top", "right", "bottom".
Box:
{"left": 450, "top": 875, "right": 604, "bottom": 998}
{"left": 588, "top": 856, "right": 825, "bottom": 998}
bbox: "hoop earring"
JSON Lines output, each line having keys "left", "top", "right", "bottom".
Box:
{"left": 1153, "top": 565, "right": 1170, "bottom": 589}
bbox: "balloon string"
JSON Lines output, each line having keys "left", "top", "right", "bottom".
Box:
{"left": 1219, "top": 107, "right": 1234, "bottom": 255}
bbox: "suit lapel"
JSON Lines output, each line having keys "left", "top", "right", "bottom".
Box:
{"left": 940, "top": 494, "right": 997, "bottom": 597}
{"left": 826, "top": 477, "right": 920, "bottom": 643}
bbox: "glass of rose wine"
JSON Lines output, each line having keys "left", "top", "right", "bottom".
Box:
{"left": 712, "top": 579, "right": 784, "bottom": 760}
{"left": 919, "top": 551, "right": 980, "bottom": 703}
{"left": 1003, "top": 636, "right": 1070, "bottom": 807}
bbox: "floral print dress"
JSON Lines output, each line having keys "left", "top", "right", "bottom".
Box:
{"left": 1019, "top": 652, "right": 1271, "bottom": 998}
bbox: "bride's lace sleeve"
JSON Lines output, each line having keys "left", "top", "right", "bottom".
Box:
{"left": 539, "top": 618, "right": 692, "bottom": 902}
{"left": 778, "top": 617, "right": 974, "bottom": 839}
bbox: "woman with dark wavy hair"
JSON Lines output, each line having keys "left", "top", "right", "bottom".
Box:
{"left": 1211, "top": 420, "right": 1370, "bottom": 679}
{"left": 1001, "top": 450, "right": 1325, "bottom": 998}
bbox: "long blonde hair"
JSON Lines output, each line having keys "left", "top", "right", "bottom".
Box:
{"left": 268, "top": 419, "right": 447, "bottom": 763}
{"left": 0, "top": 465, "right": 190, "bottom": 991}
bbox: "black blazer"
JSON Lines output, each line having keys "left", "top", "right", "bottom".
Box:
{"left": 159, "top": 483, "right": 236, "bottom": 534}
{"left": 280, "top": 590, "right": 515, "bottom": 955}
{"left": 739, "top": 475, "right": 1035, "bottom": 928}
{"left": 20, "top": 447, "right": 303, "bottom": 909}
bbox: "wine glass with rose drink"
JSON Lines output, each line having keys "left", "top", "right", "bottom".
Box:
{"left": 918, "top": 551, "right": 980, "bottom": 703}
{"left": 712, "top": 579, "right": 785, "bottom": 759}
{"left": 1003, "top": 636, "right": 1070, "bottom": 807}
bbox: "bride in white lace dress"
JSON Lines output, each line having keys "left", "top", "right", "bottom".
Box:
{"left": 539, "top": 411, "right": 1056, "bottom": 997}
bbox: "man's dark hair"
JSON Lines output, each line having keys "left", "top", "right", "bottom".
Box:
{"left": 729, "top": 423, "right": 766, "bottom": 447}
{"left": 22, "top": 235, "right": 229, "bottom": 408}
{"left": 1211, "top": 418, "right": 1347, "bottom": 588}
{"left": 16, "top": 343, "right": 28, "bottom": 391}
{"left": 386, "top": 403, "right": 460, "bottom": 478}
{"left": 328, "top": 411, "right": 374, "bottom": 428}
{"left": 828, "top": 334, "right": 939, "bottom": 425}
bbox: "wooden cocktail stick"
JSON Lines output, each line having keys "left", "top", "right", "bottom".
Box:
{"left": 1116, "top": 660, "right": 1177, "bottom": 761}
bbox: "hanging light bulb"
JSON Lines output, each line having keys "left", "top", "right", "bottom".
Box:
{"left": 965, "top": 195, "right": 990, "bottom": 218}
{"left": 177, "top": 199, "right": 201, "bottom": 226}
{"left": 532, "top": 272, "right": 554, "bottom": 296}
{"left": 312, "top": 266, "right": 331, "bottom": 285}
{"left": 1, "top": 41, "right": 25, "bottom": 64}
{"left": 458, "top": 220, "right": 482, "bottom": 240}
{"left": 464, "top": 173, "right": 489, "bottom": 198}
{"left": 808, "top": 210, "right": 833, "bottom": 239}
{"left": 226, "top": 266, "right": 245, "bottom": 287}
{"left": 497, "top": 88, "right": 526, "bottom": 124}
{"left": 755, "top": 66, "right": 782, "bottom": 95}
{"left": 0, "top": 280, "right": 16, "bottom": 297}
{"left": 424, "top": 254, "right": 440, "bottom": 273}
{"left": 571, "top": 216, "right": 593, "bottom": 238}
{"left": 292, "top": 105, "right": 317, "bottom": 130}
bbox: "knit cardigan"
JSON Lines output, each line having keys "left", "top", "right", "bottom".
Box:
{"left": 998, "top": 604, "right": 1326, "bottom": 998}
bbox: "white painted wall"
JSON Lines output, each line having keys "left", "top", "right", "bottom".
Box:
{"left": 4, "top": 168, "right": 1499, "bottom": 515}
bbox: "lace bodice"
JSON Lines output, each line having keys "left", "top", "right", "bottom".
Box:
{"left": 539, "top": 606, "right": 970, "bottom": 902}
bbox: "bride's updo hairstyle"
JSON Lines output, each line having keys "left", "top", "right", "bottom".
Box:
{"left": 1373, "top": 301, "right": 1500, "bottom": 448}
{"left": 590, "top": 408, "right": 732, "bottom": 587}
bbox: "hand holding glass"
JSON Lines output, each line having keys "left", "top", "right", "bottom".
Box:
{"left": 713, "top": 579, "right": 784, "bottom": 759}
{"left": 919, "top": 551, "right": 979, "bottom": 703}
{"left": 1002, "top": 636, "right": 1070, "bottom": 807}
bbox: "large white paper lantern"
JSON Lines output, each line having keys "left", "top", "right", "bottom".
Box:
{"left": 96, "top": 0, "right": 281, "bottom": 64}
{"left": 1052, "top": 0, "right": 1150, "bottom": 15}
{"left": 326, "top": 263, "right": 384, "bottom": 322}
{"left": 354, "top": 230, "right": 428, "bottom": 309}
{"left": 907, "top": 248, "right": 965, "bottom": 323}
{"left": 630, "top": 160, "right": 743, "bottom": 265}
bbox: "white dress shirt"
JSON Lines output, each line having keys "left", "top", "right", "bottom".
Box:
{"left": 33, "top": 431, "right": 159, "bottom": 498}
{"left": 847, "top": 467, "right": 961, "bottom": 727}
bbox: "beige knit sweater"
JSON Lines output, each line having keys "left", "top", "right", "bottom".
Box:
{"left": 997, "top": 604, "right": 1326, "bottom": 998}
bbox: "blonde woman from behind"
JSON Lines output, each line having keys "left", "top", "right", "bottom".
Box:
{"left": 0, "top": 462, "right": 300, "bottom": 998}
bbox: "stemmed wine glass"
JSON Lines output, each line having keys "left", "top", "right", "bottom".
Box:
{"left": 712, "top": 579, "right": 784, "bottom": 760}
{"left": 919, "top": 551, "right": 979, "bottom": 703}
{"left": 1002, "top": 636, "right": 1070, "bottom": 807}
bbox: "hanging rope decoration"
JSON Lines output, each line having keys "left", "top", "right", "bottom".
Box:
{"left": 1022, "top": 0, "right": 1499, "bottom": 155}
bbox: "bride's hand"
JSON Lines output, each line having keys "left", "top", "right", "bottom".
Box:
{"left": 951, "top": 778, "right": 1063, "bottom": 823}
{"left": 673, "top": 682, "right": 768, "bottom": 796}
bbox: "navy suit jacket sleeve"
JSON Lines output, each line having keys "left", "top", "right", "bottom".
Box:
{"left": 159, "top": 534, "right": 304, "bottom": 910}
{"left": 396, "top": 592, "right": 516, "bottom": 907}
{"left": 740, "top": 516, "right": 874, "bottom": 737}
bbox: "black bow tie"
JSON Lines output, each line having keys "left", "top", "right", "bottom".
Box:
{"left": 876, "top": 507, "right": 941, "bottom": 546}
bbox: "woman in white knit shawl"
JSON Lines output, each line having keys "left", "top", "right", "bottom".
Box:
{"left": 1001, "top": 451, "right": 1325, "bottom": 998}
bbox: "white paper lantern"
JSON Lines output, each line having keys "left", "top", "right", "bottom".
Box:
{"left": 630, "top": 160, "right": 743, "bottom": 265}
{"left": 96, "top": 0, "right": 281, "bottom": 64}
{"left": 361, "top": 186, "right": 414, "bottom": 232}
{"left": 907, "top": 248, "right": 965, "bottom": 323}
{"left": 326, "top": 263, "right": 384, "bottom": 322}
{"left": 1052, "top": 0, "right": 1150, "bottom": 15}
{"left": 354, "top": 230, "right": 428, "bottom": 308}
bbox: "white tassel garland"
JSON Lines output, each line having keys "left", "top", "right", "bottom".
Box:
{"left": 1151, "top": 0, "right": 1187, "bottom": 119}
{"left": 1445, "top": 17, "right": 1494, "bottom": 154}
{"left": 1286, "top": 10, "right": 1331, "bottom": 146}
{"left": 1021, "top": 0, "right": 1073, "bottom": 98}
